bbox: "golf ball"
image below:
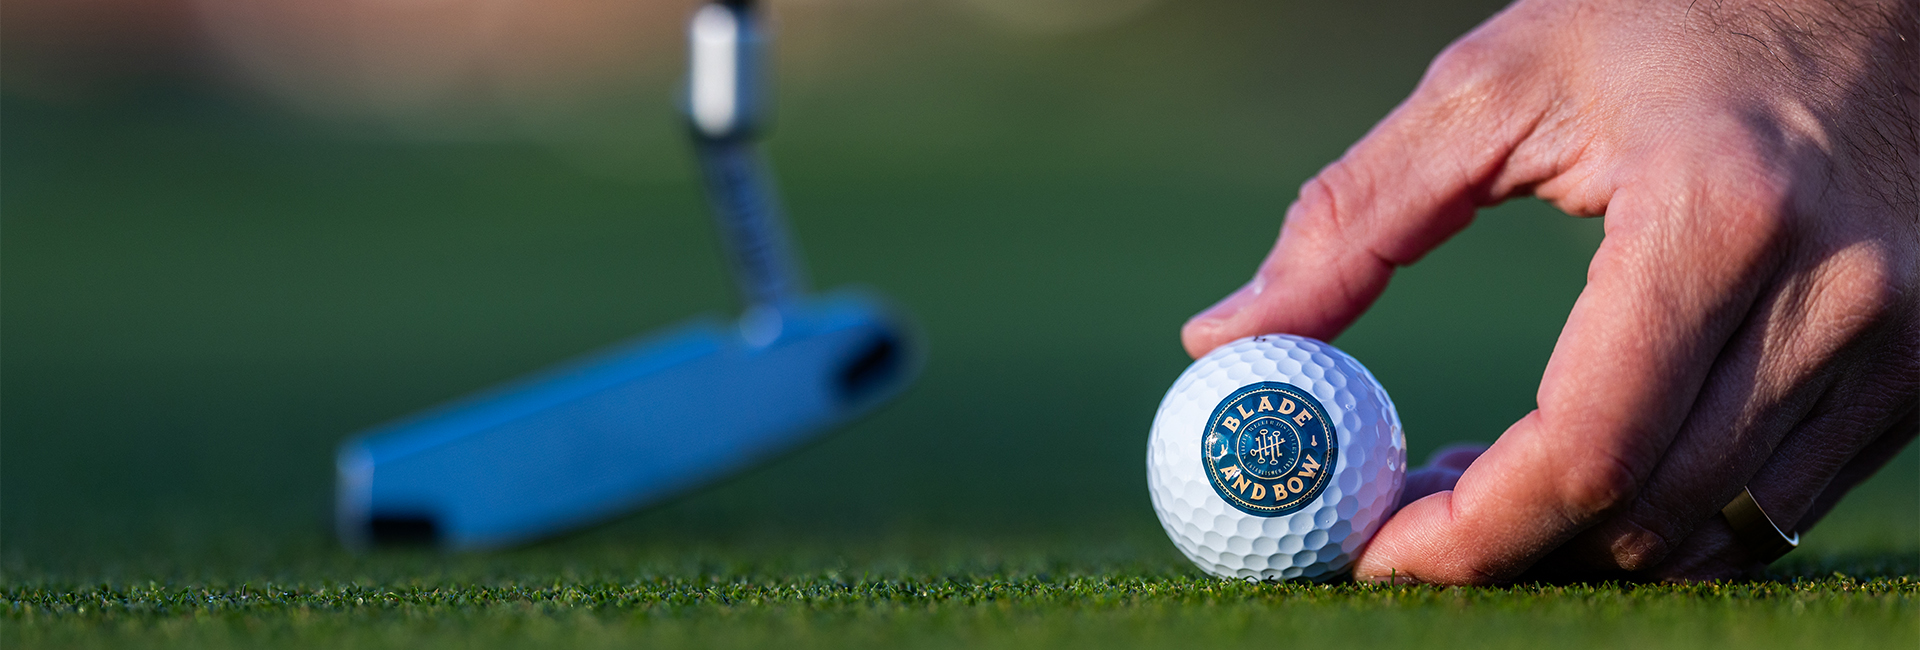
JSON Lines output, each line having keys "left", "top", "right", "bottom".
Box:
{"left": 1147, "top": 334, "right": 1405, "bottom": 581}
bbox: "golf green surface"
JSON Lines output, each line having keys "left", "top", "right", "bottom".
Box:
{"left": 4, "top": 1, "right": 1915, "bottom": 647}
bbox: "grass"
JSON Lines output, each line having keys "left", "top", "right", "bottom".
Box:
{"left": 6, "top": 539, "right": 1917, "bottom": 649}
{"left": 7, "top": 501, "right": 1917, "bottom": 649}
{"left": 4, "top": 1, "right": 1917, "bottom": 647}
{"left": 14, "top": 580, "right": 1917, "bottom": 650}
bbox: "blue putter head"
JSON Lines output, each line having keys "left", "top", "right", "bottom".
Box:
{"left": 336, "top": 290, "right": 918, "bottom": 549}
{"left": 335, "top": 0, "right": 913, "bottom": 550}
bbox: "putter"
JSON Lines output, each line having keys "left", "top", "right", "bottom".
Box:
{"left": 335, "top": 0, "right": 918, "bottom": 550}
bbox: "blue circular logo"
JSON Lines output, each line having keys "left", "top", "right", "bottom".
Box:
{"left": 1202, "top": 382, "right": 1338, "bottom": 517}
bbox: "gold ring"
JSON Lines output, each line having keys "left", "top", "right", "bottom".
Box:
{"left": 1721, "top": 487, "right": 1799, "bottom": 565}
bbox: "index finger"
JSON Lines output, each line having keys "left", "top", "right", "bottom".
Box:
{"left": 1180, "top": 34, "right": 1548, "bottom": 357}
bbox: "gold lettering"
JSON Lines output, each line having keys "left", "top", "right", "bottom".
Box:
{"left": 1257, "top": 396, "right": 1274, "bottom": 412}
{"left": 1237, "top": 405, "right": 1254, "bottom": 419}
{"left": 1233, "top": 475, "right": 1251, "bottom": 493}
{"left": 1250, "top": 483, "right": 1266, "bottom": 500}
{"left": 1273, "top": 482, "right": 1289, "bottom": 500}
{"left": 1297, "top": 455, "right": 1320, "bottom": 477}
{"left": 1220, "top": 465, "right": 1241, "bottom": 481}
{"left": 1293, "top": 410, "right": 1314, "bottom": 426}
{"left": 1278, "top": 398, "right": 1296, "bottom": 415}
{"left": 1222, "top": 417, "right": 1240, "bottom": 432}
{"left": 1287, "top": 477, "right": 1305, "bottom": 494}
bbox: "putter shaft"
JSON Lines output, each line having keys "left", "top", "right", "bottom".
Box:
{"left": 687, "top": 0, "right": 805, "bottom": 313}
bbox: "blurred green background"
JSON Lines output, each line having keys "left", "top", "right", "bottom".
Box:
{"left": 2, "top": 0, "right": 1913, "bottom": 577}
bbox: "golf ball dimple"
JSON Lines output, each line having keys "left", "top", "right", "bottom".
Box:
{"left": 1147, "top": 334, "right": 1405, "bottom": 582}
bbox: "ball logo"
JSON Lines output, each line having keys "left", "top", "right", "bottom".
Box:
{"left": 1202, "top": 382, "right": 1338, "bottom": 517}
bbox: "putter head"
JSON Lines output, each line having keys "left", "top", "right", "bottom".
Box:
{"left": 335, "top": 289, "right": 918, "bottom": 550}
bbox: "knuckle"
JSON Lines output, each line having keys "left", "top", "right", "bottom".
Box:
{"left": 1420, "top": 36, "right": 1517, "bottom": 105}
{"left": 1298, "top": 163, "right": 1360, "bottom": 218}
{"left": 1833, "top": 243, "right": 1901, "bottom": 303}
{"left": 1291, "top": 164, "right": 1370, "bottom": 247}
{"left": 1292, "top": 173, "right": 1337, "bottom": 226}
{"left": 1605, "top": 519, "right": 1675, "bottom": 573}
{"left": 1648, "top": 158, "right": 1793, "bottom": 252}
{"left": 1551, "top": 450, "right": 1642, "bottom": 524}
{"left": 1712, "top": 170, "right": 1793, "bottom": 246}
{"left": 1591, "top": 162, "right": 1797, "bottom": 284}
{"left": 1582, "top": 233, "right": 1642, "bottom": 286}
{"left": 1293, "top": 162, "right": 1411, "bottom": 278}
{"left": 1794, "top": 240, "right": 1911, "bottom": 356}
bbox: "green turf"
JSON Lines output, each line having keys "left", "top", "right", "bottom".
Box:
{"left": 6, "top": 539, "right": 1917, "bottom": 650}
{"left": 4, "top": 1, "right": 1916, "bottom": 647}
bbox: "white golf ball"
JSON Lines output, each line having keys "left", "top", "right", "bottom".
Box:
{"left": 1147, "top": 334, "right": 1405, "bottom": 581}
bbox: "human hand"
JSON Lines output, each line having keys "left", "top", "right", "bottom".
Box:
{"left": 1181, "top": 0, "right": 1918, "bottom": 583}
